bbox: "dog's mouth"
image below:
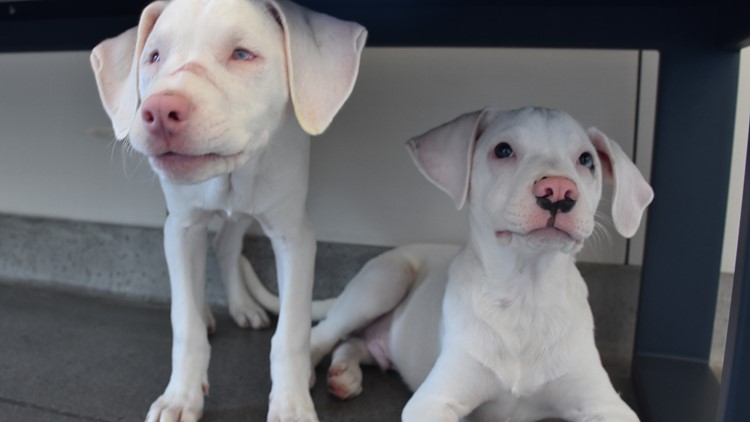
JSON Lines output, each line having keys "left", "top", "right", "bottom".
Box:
{"left": 496, "top": 228, "right": 584, "bottom": 245}
{"left": 152, "top": 151, "right": 222, "bottom": 167}
{"left": 157, "top": 151, "right": 220, "bottom": 159}
{"left": 149, "top": 151, "right": 243, "bottom": 183}
{"left": 527, "top": 227, "right": 582, "bottom": 242}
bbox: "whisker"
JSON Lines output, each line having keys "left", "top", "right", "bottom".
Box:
{"left": 109, "top": 137, "right": 118, "bottom": 162}
{"left": 592, "top": 212, "right": 614, "bottom": 248}
{"left": 133, "top": 154, "right": 148, "bottom": 173}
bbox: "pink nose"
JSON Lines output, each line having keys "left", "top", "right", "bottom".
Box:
{"left": 533, "top": 176, "right": 579, "bottom": 202}
{"left": 141, "top": 93, "right": 192, "bottom": 138}
{"left": 533, "top": 176, "right": 579, "bottom": 214}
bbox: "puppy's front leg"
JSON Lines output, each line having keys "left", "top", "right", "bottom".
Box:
{"left": 258, "top": 208, "right": 318, "bottom": 422}
{"left": 213, "top": 217, "right": 271, "bottom": 330}
{"left": 147, "top": 211, "right": 213, "bottom": 422}
{"left": 554, "top": 365, "right": 640, "bottom": 422}
{"left": 403, "top": 350, "right": 495, "bottom": 422}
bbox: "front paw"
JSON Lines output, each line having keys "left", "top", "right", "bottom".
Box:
{"left": 146, "top": 384, "right": 207, "bottom": 422}
{"left": 267, "top": 387, "right": 318, "bottom": 422}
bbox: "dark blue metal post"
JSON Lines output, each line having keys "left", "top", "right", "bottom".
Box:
{"left": 718, "top": 121, "right": 750, "bottom": 422}
{"left": 633, "top": 48, "right": 740, "bottom": 421}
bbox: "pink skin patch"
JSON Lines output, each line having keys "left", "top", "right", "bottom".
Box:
{"left": 141, "top": 93, "right": 194, "bottom": 143}
{"left": 329, "top": 383, "right": 348, "bottom": 400}
{"left": 363, "top": 314, "right": 393, "bottom": 371}
{"left": 327, "top": 365, "right": 353, "bottom": 400}
{"left": 532, "top": 176, "right": 579, "bottom": 203}
{"left": 495, "top": 231, "right": 512, "bottom": 240}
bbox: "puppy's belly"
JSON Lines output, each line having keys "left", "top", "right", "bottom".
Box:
{"left": 362, "top": 313, "right": 394, "bottom": 371}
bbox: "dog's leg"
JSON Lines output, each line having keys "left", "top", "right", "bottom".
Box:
{"left": 310, "top": 248, "right": 417, "bottom": 367}
{"left": 552, "top": 365, "right": 640, "bottom": 422}
{"left": 326, "top": 337, "right": 374, "bottom": 400}
{"left": 213, "top": 217, "right": 271, "bottom": 330}
{"left": 257, "top": 207, "right": 318, "bottom": 422}
{"left": 147, "top": 212, "right": 213, "bottom": 422}
{"left": 402, "top": 350, "right": 496, "bottom": 422}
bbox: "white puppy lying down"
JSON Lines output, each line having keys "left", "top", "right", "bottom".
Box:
{"left": 90, "top": 0, "right": 365, "bottom": 420}
{"left": 306, "top": 107, "right": 653, "bottom": 421}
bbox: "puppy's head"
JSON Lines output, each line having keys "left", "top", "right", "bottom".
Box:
{"left": 407, "top": 107, "right": 654, "bottom": 254}
{"left": 91, "top": 0, "right": 366, "bottom": 184}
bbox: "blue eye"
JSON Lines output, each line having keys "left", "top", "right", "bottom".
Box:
{"left": 494, "top": 142, "right": 514, "bottom": 159}
{"left": 579, "top": 152, "right": 595, "bottom": 170}
{"left": 149, "top": 50, "right": 160, "bottom": 63}
{"left": 232, "top": 48, "right": 256, "bottom": 61}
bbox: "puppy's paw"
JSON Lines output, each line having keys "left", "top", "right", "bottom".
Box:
{"left": 327, "top": 361, "right": 363, "bottom": 400}
{"left": 228, "top": 297, "right": 270, "bottom": 330}
{"left": 267, "top": 387, "right": 319, "bottom": 422}
{"left": 145, "top": 384, "right": 206, "bottom": 422}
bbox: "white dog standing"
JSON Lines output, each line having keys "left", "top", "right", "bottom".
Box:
{"left": 90, "top": 0, "right": 366, "bottom": 420}
{"left": 308, "top": 107, "right": 653, "bottom": 421}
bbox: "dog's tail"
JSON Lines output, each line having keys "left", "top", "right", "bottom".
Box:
{"left": 239, "top": 255, "right": 335, "bottom": 321}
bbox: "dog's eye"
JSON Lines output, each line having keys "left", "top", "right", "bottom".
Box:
{"left": 494, "top": 142, "right": 514, "bottom": 159}
{"left": 231, "top": 48, "right": 256, "bottom": 61}
{"left": 149, "top": 50, "right": 160, "bottom": 64}
{"left": 579, "top": 152, "right": 595, "bottom": 170}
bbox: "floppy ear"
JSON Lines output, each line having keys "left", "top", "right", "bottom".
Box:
{"left": 267, "top": 0, "right": 367, "bottom": 135}
{"left": 90, "top": 1, "right": 167, "bottom": 140}
{"left": 588, "top": 127, "right": 654, "bottom": 238}
{"left": 405, "top": 109, "right": 492, "bottom": 210}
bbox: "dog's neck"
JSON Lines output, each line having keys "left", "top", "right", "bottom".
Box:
{"left": 459, "top": 215, "right": 578, "bottom": 301}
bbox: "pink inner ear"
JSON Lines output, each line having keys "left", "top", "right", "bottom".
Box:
{"left": 405, "top": 109, "right": 490, "bottom": 210}
{"left": 597, "top": 150, "right": 614, "bottom": 181}
{"left": 271, "top": 0, "right": 367, "bottom": 136}
{"left": 587, "top": 126, "right": 654, "bottom": 238}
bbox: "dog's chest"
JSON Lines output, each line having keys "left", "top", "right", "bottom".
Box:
{"left": 450, "top": 274, "right": 585, "bottom": 398}
{"left": 489, "top": 307, "right": 573, "bottom": 394}
{"left": 209, "top": 173, "right": 259, "bottom": 215}
{"left": 162, "top": 174, "right": 254, "bottom": 215}
{"left": 161, "top": 154, "right": 275, "bottom": 216}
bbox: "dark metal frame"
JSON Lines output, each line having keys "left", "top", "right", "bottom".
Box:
{"left": 1, "top": 1, "right": 749, "bottom": 420}
{"left": 634, "top": 48, "right": 740, "bottom": 422}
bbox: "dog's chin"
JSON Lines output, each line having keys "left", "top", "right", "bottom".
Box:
{"left": 497, "top": 228, "right": 585, "bottom": 254}
{"left": 149, "top": 152, "right": 246, "bottom": 184}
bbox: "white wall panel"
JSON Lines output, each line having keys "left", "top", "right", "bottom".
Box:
{"left": 0, "top": 48, "right": 643, "bottom": 263}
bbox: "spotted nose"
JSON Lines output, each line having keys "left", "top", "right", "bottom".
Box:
{"left": 533, "top": 176, "right": 578, "bottom": 214}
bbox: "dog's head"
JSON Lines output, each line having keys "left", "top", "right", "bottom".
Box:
{"left": 407, "top": 107, "right": 654, "bottom": 254}
{"left": 91, "top": 0, "right": 366, "bottom": 184}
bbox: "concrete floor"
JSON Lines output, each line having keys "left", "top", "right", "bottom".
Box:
{"left": 1, "top": 281, "right": 639, "bottom": 422}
